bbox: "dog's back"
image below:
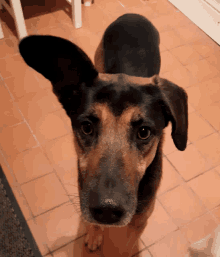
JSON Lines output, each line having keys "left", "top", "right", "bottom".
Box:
{"left": 101, "top": 14, "right": 160, "bottom": 77}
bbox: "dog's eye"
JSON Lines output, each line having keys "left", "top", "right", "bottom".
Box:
{"left": 81, "top": 121, "right": 93, "bottom": 135}
{"left": 137, "top": 126, "right": 151, "bottom": 140}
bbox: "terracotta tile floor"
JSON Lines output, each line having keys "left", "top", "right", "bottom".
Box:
{"left": 0, "top": 0, "right": 220, "bottom": 256}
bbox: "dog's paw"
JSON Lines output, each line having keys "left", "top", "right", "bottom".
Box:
{"left": 84, "top": 225, "right": 104, "bottom": 252}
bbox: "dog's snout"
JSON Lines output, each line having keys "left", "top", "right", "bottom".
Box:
{"left": 89, "top": 200, "right": 125, "bottom": 224}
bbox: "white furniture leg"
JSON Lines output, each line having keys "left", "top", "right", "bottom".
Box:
{"left": 66, "top": 0, "right": 82, "bottom": 29}
{"left": 9, "top": 0, "right": 27, "bottom": 39}
{"left": 72, "top": 0, "right": 82, "bottom": 28}
{"left": 0, "top": 21, "right": 4, "bottom": 39}
{"left": 0, "top": 0, "right": 4, "bottom": 39}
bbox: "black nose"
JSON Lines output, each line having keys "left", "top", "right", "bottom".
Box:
{"left": 89, "top": 203, "right": 125, "bottom": 224}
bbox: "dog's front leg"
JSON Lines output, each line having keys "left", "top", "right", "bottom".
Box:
{"left": 84, "top": 223, "right": 139, "bottom": 256}
{"left": 101, "top": 226, "right": 142, "bottom": 257}
{"left": 84, "top": 223, "right": 104, "bottom": 252}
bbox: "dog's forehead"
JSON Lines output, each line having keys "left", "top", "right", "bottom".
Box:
{"left": 88, "top": 73, "right": 162, "bottom": 118}
{"left": 91, "top": 103, "right": 142, "bottom": 124}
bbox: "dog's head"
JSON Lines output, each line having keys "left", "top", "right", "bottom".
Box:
{"left": 19, "top": 35, "right": 188, "bottom": 227}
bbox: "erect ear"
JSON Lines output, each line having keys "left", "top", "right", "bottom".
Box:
{"left": 152, "top": 75, "right": 188, "bottom": 151}
{"left": 19, "top": 35, "right": 98, "bottom": 96}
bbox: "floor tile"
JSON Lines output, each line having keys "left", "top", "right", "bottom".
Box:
{"left": 185, "top": 76, "right": 220, "bottom": 110}
{"left": 12, "top": 187, "right": 33, "bottom": 221}
{"left": 32, "top": 202, "right": 86, "bottom": 253}
{"left": 27, "top": 219, "right": 51, "bottom": 256}
{"left": 188, "top": 103, "right": 195, "bottom": 114}
{"left": 174, "top": 23, "right": 207, "bottom": 43}
{"left": 28, "top": 111, "right": 69, "bottom": 144}
{"left": 160, "top": 51, "right": 182, "bottom": 74}
{"left": 170, "top": 45, "right": 202, "bottom": 66}
{"left": 118, "top": 0, "right": 143, "bottom": 8}
{"left": 4, "top": 69, "right": 44, "bottom": 100}
{"left": 126, "top": 5, "right": 159, "bottom": 20}
{"left": 15, "top": 89, "right": 62, "bottom": 122}
{"left": 56, "top": 108, "right": 72, "bottom": 133}
{"left": 27, "top": 13, "right": 61, "bottom": 31}
{"left": 159, "top": 43, "right": 167, "bottom": 52}
{"left": 72, "top": 28, "right": 101, "bottom": 61}
{"left": 180, "top": 212, "right": 217, "bottom": 243}
{"left": 0, "top": 151, "right": 19, "bottom": 188}
{"left": 0, "top": 37, "right": 19, "bottom": 58}
{"left": 81, "top": 4, "right": 111, "bottom": 34}
{"left": 190, "top": 38, "right": 220, "bottom": 58}
{"left": 215, "top": 165, "right": 220, "bottom": 175}
{"left": 151, "top": 15, "right": 174, "bottom": 32}
{"left": 0, "top": 123, "right": 38, "bottom": 157}
{"left": 6, "top": 147, "right": 53, "bottom": 185}
{"left": 145, "top": 0, "right": 177, "bottom": 15}
{"left": 161, "top": 64, "right": 198, "bottom": 89}
{"left": 187, "top": 168, "right": 220, "bottom": 210}
{"left": 185, "top": 59, "right": 219, "bottom": 83}
{"left": 194, "top": 133, "right": 220, "bottom": 168}
{"left": 0, "top": 54, "right": 29, "bottom": 79}
{"left": 42, "top": 134, "right": 76, "bottom": 169}
{"left": 52, "top": 9, "right": 74, "bottom": 27}
{"left": 96, "top": 0, "right": 126, "bottom": 14}
{"left": 135, "top": 248, "right": 152, "bottom": 257}
{"left": 148, "top": 230, "right": 190, "bottom": 257}
{"left": 140, "top": 200, "right": 178, "bottom": 247}
{"left": 21, "top": 172, "right": 69, "bottom": 216}
{"left": 0, "top": 100, "right": 23, "bottom": 128}
{"left": 167, "top": 143, "right": 211, "bottom": 181}
{"left": 206, "top": 52, "right": 220, "bottom": 67}
{"left": 43, "top": 134, "right": 79, "bottom": 192}
{"left": 158, "top": 184, "right": 207, "bottom": 227}
{"left": 167, "top": 11, "right": 192, "bottom": 28}
{"left": 188, "top": 112, "right": 215, "bottom": 142}
{"left": 0, "top": 80, "right": 23, "bottom": 127}
{"left": 211, "top": 205, "right": 220, "bottom": 223}
{"left": 52, "top": 236, "right": 102, "bottom": 257}
{"left": 34, "top": 72, "right": 52, "bottom": 90}
{"left": 199, "top": 101, "right": 220, "bottom": 131}
{"left": 37, "top": 24, "right": 75, "bottom": 42}
{"left": 157, "top": 157, "right": 183, "bottom": 196}
{"left": 160, "top": 30, "right": 185, "bottom": 50}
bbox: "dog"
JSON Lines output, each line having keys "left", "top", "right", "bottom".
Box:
{"left": 19, "top": 13, "right": 188, "bottom": 256}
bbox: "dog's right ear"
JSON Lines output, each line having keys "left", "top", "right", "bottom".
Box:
{"left": 19, "top": 35, "right": 98, "bottom": 95}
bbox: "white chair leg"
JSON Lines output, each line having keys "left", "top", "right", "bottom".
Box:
{"left": 71, "top": 0, "right": 82, "bottom": 29}
{"left": 9, "top": 0, "right": 27, "bottom": 39}
{"left": 0, "top": 0, "right": 3, "bottom": 38}
{"left": 0, "top": 21, "right": 4, "bottom": 39}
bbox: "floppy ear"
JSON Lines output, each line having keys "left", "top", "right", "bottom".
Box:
{"left": 19, "top": 35, "right": 98, "bottom": 95}
{"left": 153, "top": 76, "right": 188, "bottom": 151}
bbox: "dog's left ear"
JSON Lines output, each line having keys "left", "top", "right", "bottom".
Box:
{"left": 152, "top": 76, "right": 188, "bottom": 151}
{"left": 19, "top": 35, "right": 98, "bottom": 94}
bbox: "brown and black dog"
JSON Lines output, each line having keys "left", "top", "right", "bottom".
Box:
{"left": 19, "top": 14, "right": 188, "bottom": 256}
